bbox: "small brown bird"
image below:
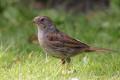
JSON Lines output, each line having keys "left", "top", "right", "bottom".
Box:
{"left": 33, "top": 16, "right": 111, "bottom": 64}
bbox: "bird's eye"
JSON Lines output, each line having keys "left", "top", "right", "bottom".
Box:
{"left": 40, "top": 18, "right": 45, "bottom": 22}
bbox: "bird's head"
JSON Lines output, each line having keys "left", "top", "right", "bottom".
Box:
{"left": 33, "top": 16, "right": 55, "bottom": 31}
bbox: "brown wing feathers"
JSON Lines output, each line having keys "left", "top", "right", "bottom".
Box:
{"left": 46, "top": 32, "right": 112, "bottom": 52}
{"left": 46, "top": 32, "right": 89, "bottom": 49}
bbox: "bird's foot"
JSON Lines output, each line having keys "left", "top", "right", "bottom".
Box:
{"left": 62, "top": 69, "right": 76, "bottom": 75}
{"left": 61, "top": 63, "right": 76, "bottom": 75}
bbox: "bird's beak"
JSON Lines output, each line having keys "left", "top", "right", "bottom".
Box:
{"left": 33, "top": 16, "right": 39, "bottom": 24}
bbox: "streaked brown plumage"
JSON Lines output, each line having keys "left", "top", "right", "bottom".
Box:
{"left": 33, "top": 16, "right": 111, "bottom": 64}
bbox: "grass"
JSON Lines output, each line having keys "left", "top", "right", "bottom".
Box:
{"left": 0, "top": 5, "right": 120, "bottom": 80}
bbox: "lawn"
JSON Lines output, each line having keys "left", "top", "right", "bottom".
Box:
{"left": 0, "top": 4, "right": 120, "bottom": 80}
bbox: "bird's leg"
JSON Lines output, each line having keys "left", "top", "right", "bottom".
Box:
{"left": 61, "top": 58, "right": 71, "bottom": 64}
{"left": 61, "top": 58, "right": 66, "bottom": 64}
{"left": 60, "top": 58, "right": 67, "bottom": 74}
{"left": 66, "top": 58, "right": 72, "bottom": 70}
{"left": 45, "top": 52, "right": 48, "bottom": 63}
{"left": 61, "top": 58, "right": 75, "bottom": 74}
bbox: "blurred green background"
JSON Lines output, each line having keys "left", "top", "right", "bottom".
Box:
{"left": 0, "top": 0, "right": 120, "bottom": 80}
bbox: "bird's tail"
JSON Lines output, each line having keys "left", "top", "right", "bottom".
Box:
{"left": 86, "top": 47, "right": 116, "bottom": 52}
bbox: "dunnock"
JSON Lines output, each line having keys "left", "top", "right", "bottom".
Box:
{"left": 33, "top": 16, "right": 111, "bottom": 64}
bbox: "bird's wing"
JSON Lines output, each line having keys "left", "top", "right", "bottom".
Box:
{"left": 45, "top": 32, "right": 90, "bottom": 50}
